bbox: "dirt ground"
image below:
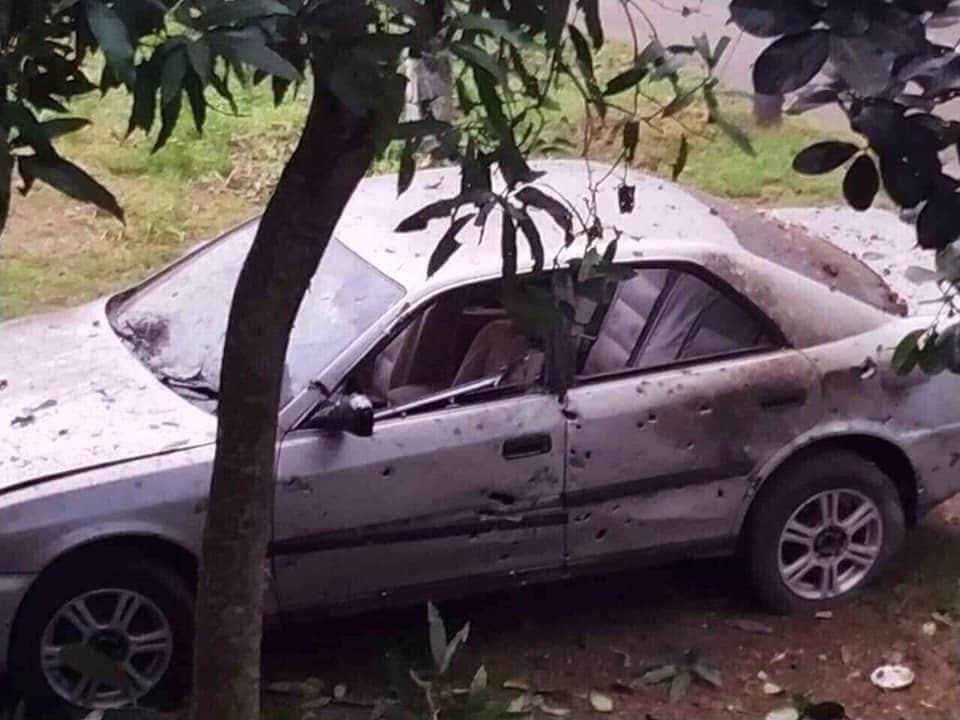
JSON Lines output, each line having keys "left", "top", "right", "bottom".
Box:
{"left": 262, "top": 498, "right": 960, "bottom": 720}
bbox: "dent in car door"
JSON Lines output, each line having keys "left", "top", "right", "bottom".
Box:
{"left": 271, "top": 393, "right": 566, "bottom": 609}
{"left": 563, "top": 351, "right": 822, "bottom": 564}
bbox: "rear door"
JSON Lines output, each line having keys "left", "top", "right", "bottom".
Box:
{"left": 563, "top": 264, "right": 823, "bottom": 564}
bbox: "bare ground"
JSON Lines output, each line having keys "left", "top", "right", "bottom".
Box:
{"left": 263, "top": 499, "right": 960, "bottom": 720}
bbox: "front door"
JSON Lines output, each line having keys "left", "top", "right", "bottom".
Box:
{"left": 562, "top": 264, "right": 822, "bottom": 564}
{"left": 271, "top": 278, "right": 567, "bottom": 610}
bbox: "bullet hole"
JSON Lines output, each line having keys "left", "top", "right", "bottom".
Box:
{"left": 453, "top": 428, "right": 462, "bottom": 436}
{"left": 636, "top": 420, "right": 645, "bottom": 429}
{"left": 699, "top": 403, "right": 712, "bottom": 415}
{"left": 570, "top": 449, "right": 586, "bottom": 469}
{"left": 595, "top": 529, "right": 607, "bottom": 541}
{"left": 499, "top": 553, "right": 511, "bottom": 561}
{"left": 574, "top": 512, "right": 592, "bottom": 523}
{"left": 624, "top": 518, "right": 633, "bottom": 526}
{"left": 382, "top": 466, "right": 393, "bottom": 478}
{"left": 612, "top": 503, "right": 621, "bottom": 513}
{"left": 686, "top": 442, "right": 695, "bottom": 451}
{"left": 562, "top": 409, "right": 579, "bottom": 420}
{"left": 575, "top": 423, "right": 583, "bottom": 430}
{"left": 487, "top": 491, "right": 516, "bottom": 506}
{"left": 469, "top": 533, "right": 479, "bottom": 542}
{"left": 717, "top": 488, "right": 725, "bottom": 498}
{"left": 584, "top": 450, "right": 593, "bottom": 460}
{"left": 951, "top": 453, "right": 960, "bottom": 468}
{"left": 636, "top": 385, "right": 646, "bottom": 394}
{"left": 648, "top": 412, "right": 658, "bottom": 423}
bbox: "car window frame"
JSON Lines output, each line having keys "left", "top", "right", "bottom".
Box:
{"left": 294, "top": 271, "right": 560, "bottom": 429}
{"left": 573, "top": 260, "right": 789, "bottom": 386}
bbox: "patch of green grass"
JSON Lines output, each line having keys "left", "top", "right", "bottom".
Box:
{"left": 1, "top": 45, "right": 844, "bottom": 319}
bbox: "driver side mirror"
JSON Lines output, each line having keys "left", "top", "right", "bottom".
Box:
{"left": 309, "top": 394, "right": 374, "bottom": 437}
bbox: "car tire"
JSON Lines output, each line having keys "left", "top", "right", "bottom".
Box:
{"left": 10, "top": 548, "right": 194, "bottom": 712}
{"left": 744, "top": 450, "right": 905, "bottom": 614}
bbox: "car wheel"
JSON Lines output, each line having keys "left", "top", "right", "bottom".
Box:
{"left": 745, "top": 450, "right": 905, "bottom": 614}
{"left": 10, "top": 548, "right": 194, "bottom": 711}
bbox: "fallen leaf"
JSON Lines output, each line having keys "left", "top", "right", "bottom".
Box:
{"left": 765, "top": 708, "right": 800, "bottom": 720}
{"left": 815, "top": 611, "right": 833, "bottom": 620}
{"left": 639, "top": 665, "right": 678, "bottom": 685}
{"left": 763, "top": 682, "right": 784, "bottom": 696}
{"left": 932, "top": 611, "right": 956, "bottom": 627}
{"left": 589, "top": 690, "right": 614, "bottom": 713}
{"left": 726, "top": 619, "right": 774, "bottom": 635}
{"left": 922, "top": 621, "right": 938, "bottom": 637}
{"left": 838, "top": 645, "right": 853, "bottom": 666}
{"left": 540, "top": 702, "right": 572, "bottom": 717}
{"left": 504, "top": 679, "right": 532, "bottom": 691}
{"left": 506, "top": 695, "right": 531, "bottom": 714}
{"left": 771, "top": 651, "right": 788, "bottom": 664}
{"left": 333, "top": 684, "right": 347, "bottom": 700}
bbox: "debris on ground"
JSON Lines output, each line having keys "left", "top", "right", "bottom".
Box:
{"left": 870, "top": 664, "right": 916, "bottom": 691}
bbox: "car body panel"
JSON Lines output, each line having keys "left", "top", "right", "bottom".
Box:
{"left": 0, "top": 301, "right": 216, "bottom": 487}
{"left": 563, "top": 349, "right": 823, "bottom": 561}
{"left": 272, "top": 392, "right": 566, "bottom": 607}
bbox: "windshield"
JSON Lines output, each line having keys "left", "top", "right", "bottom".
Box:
{"left": 109, "top": 219, "right": 404, "bottom": 410}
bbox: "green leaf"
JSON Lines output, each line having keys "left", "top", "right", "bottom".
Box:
{"left": 713, "top": 114, "right": 755, "bottom": 156}
{"left": 86, "top": 0, "right": 135, "bottom": 86}
{"left": 187, "top": 39, "right": 213, "bottom": 84}
{"left": 692, "top": 661, "right": 722, "bottom": 688}
{"left": 39, "top": 118, "right": 91, "bottom": 140}
{"left": 669, "top": 671, "right": 692, "bottom": 702}
{"left": 398, "top": 139, "right": 416, "bottom": 196}
{"left": 712, "top": 36, "right": 731, "bottom": 69}
{"left": 153, "top": 50, "right": 187, "bottom": 151}
{"left": 184, "top": 71, "right": 207, "bottom": 134}
{"left": 640, "top": 665, "right": 678, "bottom": 685}
{"left": 460, "top": 14, "right": 533, "bottom": 49}
{"left": 578, "top": 0, "right": 604, "bottom": 48}
{"left": 672, "top": 135, "right": 689, "bottom": 180}
{"left": 428, "top": 215, "right": 475, "bottom": 278}
{"left": 892, "top": 329, "right": 925, "bottom": 375}
{"left": 18, "top": 154, "right": 123, "bottom": 220}
{"left": 544, "top": 0, "right": 571, "bottom": 48}
{"left": 604, "top": 65, "right": 648, "bottom": 96}
{"left": 199, "top": 0, "right": 293, "bottom": 28}
{"left": 209, "top": 29, "right": 301, "bottom": 81}
{"left": 662, "top": 88, "right": 698, "bottom": 117}
{"left": 451, "top": 42, "right": 507, "bottom": 85}
{"left": 514, "top": 187, "right": 573, "bottom": 245}
{"left": 568, "top": 24, "right": 594, "bottom": 80}
{"left": 919, "top": 333, "right": 944, "bottom": 375}
{"left": 514, "top": 207, "right": 544, "bottom": 272}
{"left": 396, "top": 197, "right": 461, "bottom": 232}
{"left": 427, "top": 602, "right": 447, "bottom": 671}
{"left": 440, "top": 621, "right": 471, "bottom": 674}
{"left": 382, "top": 0, "right": 431, "bottom": 27}
{"left": 509, "top": 46, "right": 540, "bottom": 97}
{"left": 623, "top": 120, "right": 639, "bottom": 163}
{"left": 127, "top": 57, "right": 160, "bottom": 136}
{"left": 474, "top": 67, "right": 510, "bottom": 143}
{"left": 470, "top": 665, "right": 488, "bottom": 695}
{"left": 501, "top": 209, "right": 518, "bottom": 281}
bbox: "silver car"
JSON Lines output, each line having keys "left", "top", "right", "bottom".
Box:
{"left": 1, "top": 161, "right": 957, "bottom": 709}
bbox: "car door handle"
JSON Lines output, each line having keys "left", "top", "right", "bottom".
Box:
{"left": 759, "top": 388, "right": 807, "bottom": 410}
{"left": 503, "top": 433, "right": 552, "bottom": 460}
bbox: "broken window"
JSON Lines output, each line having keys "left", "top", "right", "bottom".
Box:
{"left": 346, "top": 278, "right": 548, "bottom": 409}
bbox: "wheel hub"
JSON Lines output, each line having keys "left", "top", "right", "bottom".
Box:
{"left": 88, "top": 629, "right": 130, "bottom": 662}
{"left": 814, "top": 526, "right": 848, "bottom": 558}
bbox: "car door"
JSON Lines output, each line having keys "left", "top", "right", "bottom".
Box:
{"left": 271, "top": 278, "right": 567, "bottom": 610}
{"left": 563, "top": 263, "right": 823, "bottom": 565}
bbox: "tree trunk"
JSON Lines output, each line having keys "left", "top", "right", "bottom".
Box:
{"left": 188, "top": 74, "right": 376, "bottom": 720}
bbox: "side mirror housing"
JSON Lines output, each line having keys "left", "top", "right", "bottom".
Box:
{"left": 309, "top": 394, "right": 374, "bottom": 437}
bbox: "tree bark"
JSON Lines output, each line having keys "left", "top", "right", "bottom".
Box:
{"left": 188, "top": 74, "right": 376, "bottom": 720}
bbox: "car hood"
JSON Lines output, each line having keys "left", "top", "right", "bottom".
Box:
{"left": 0, "top": 301, "right": 216, "bottom": 488}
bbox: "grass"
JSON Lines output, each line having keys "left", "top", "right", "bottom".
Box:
{"left": 0, "top": 46, "right": 845, "bottom": 319}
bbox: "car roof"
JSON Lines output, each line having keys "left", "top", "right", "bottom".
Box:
{"left": 337, "top": 159, "right": 740, "bottom": 289}
{"left": 336, "top": 160, "right": 892, "bottom": 348}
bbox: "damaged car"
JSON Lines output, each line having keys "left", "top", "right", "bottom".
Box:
{"left": 0, "top": 160, "right": 956, "bottom": 709}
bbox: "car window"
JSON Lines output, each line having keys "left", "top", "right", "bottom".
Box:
{"left": 578, "top": 265, "right": 778, "bottom": 377}
{"left": 344, "top": 277, "right": 548, "bottom": 410}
